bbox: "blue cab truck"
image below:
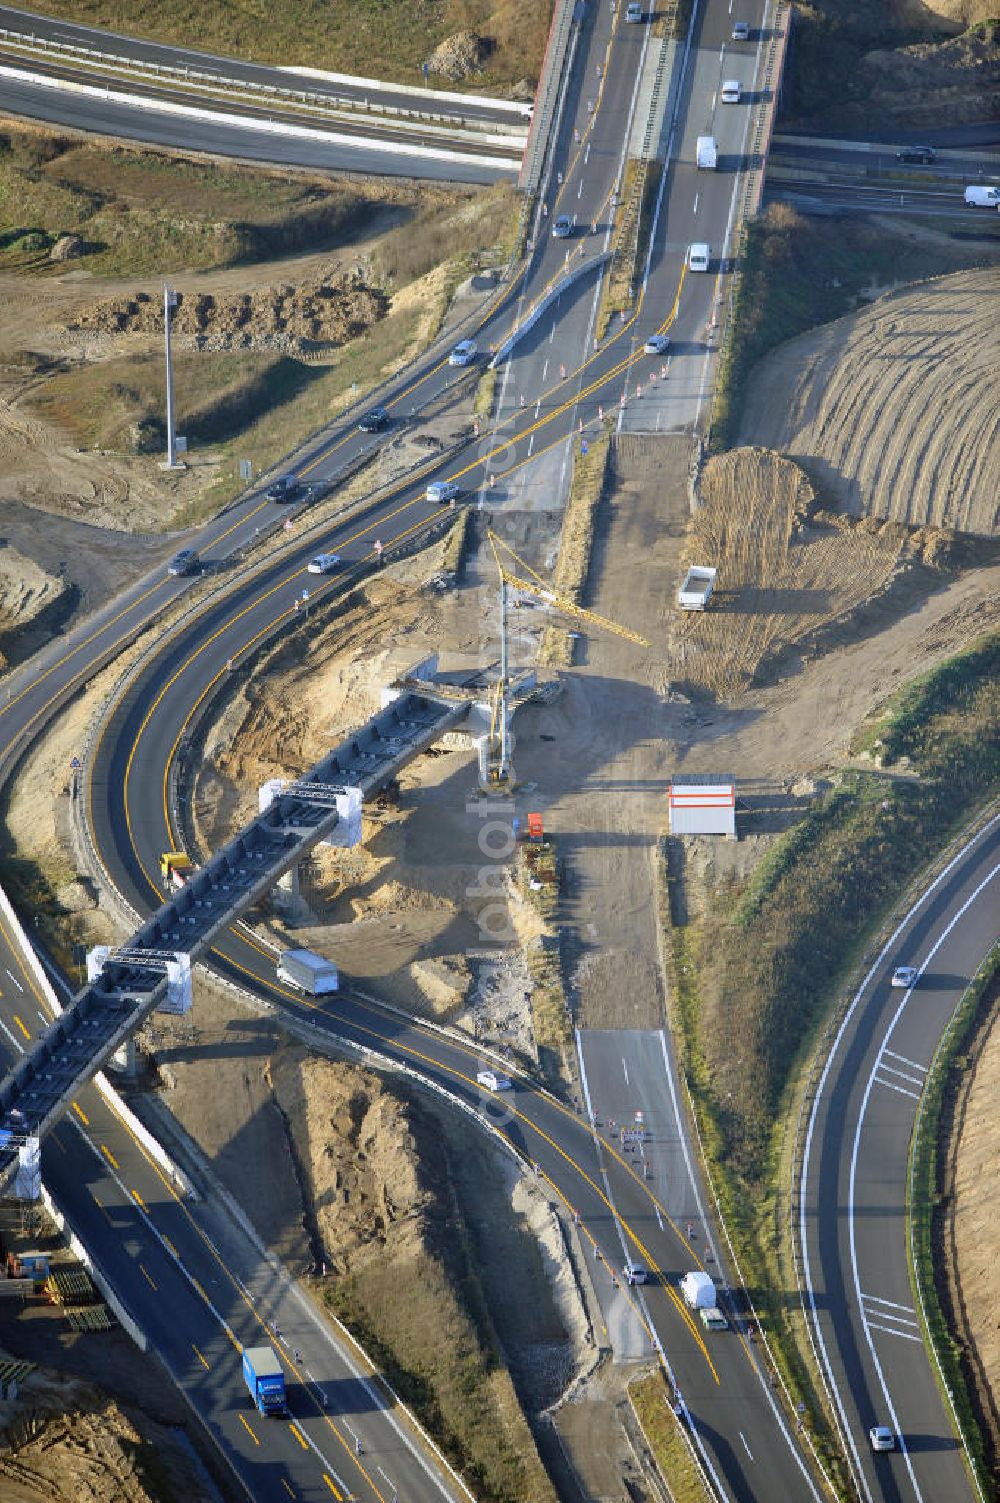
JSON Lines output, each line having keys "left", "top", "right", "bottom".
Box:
{"left": 243, "top": 1345, "right": 287, "bottom": 1416}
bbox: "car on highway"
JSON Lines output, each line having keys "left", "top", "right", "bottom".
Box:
{"left": 732, "top": 20, "right": 750, "bottom": 40}
{"left": 869, "top": 1426, "right": 897, "bottom": 1453}
{"left": 623, "top": 1260, "right": 648, "bottom": 1286}
{"left": 167, "top": 548, "right": 199, "bottom": 577}
{"left": 476, "top": 1069, "right": 512, "bottom": 1091}
{"left": 700, "top": 1307, "right": 729, "bottom": 1330}
{"left": 358, "top": 407, "right": 389, "bottom": 432}
{"left": 687, "top": 243, "right": 711, "bottom": 273}
{"left": 307, "top": 553, "right": 341, "bottom": 575}
{"left": 896, "top": 145, "right": 935, "bottom": 164}
{"left": 427, "top": 480, "right": 461, "bottom": 504}
{"left": 625, "top": 1, "right": 643, "bottom": 19}
{"left": 891, "top": 965, "right": 919, "bottom": 989}
{"left": 552, "top": 214, "right": 574, "bottom": 238}
{"left": 643, "top": 334, "right": 670, "bottom": 355}
{"left": 265, "top": 473, "right": 301, "bottom": 503}
{"left": 448, "top": 339, "right": 478, "bottom": 366}
{"left": 720, "top": 80, "right": 742, "bottom": 103}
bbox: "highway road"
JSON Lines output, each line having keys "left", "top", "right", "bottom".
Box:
{"left": 0, "top": 910, "right": 470, "bottom": 1503}
{"left": 800, "top": 816, "right": 1000, "bottom": 1503}
{"left": 0, "top": 4, "right": 530, "bottom": 126}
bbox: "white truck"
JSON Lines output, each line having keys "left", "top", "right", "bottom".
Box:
{"left": 696, "top": 136, "right": 718, "bottom": 170}
{"left": 678, "top": 565, "right": 717, "bottom": 610}
{"left": 680, "top": 1271, "right": 728, "bottom": 1331}
{"left": 276, "top": 948, "right": 339, "bottom": 995}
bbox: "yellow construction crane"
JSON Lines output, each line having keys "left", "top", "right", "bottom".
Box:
{"left": 483, "top": 529, "right": 649, "bottom": 789}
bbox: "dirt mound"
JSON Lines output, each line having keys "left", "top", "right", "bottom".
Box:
{"left": 676, "top": 448, "right": 904, "bottom": 696}
{"left": 70, "top": 278, "right": 388, "bottom": 356}
{"left": 425, "top": 30, "right": 486, "bottom": 80}
{"left": 858, "top": 24, "right": 1000, "bottom": 125}
{"left": 738, "top": 268, "right": 1000, "bottom": 536}
{"left": 0, "top": 1362, "right": 209, "bottom": 1503}
{"left": 0, "top": 545, "right": 64, "bottom": 662}
{"left": 919, "top": 0, "right": 997, "bottom": 25}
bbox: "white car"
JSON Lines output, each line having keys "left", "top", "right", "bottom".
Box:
{"left": 476, "top": 1069, "right": 512, "bottom": 1092}
{"left": 625, "top": 1, "right": 643, "bottom": 19}
{"left": 732, "top": 21, "right": 750, "bottom": 40}
{"left": 307, "top": 553, "right": 341, "bottom": 574}
{"left": 427, "top": 480, "right": 461, "bottom": 504}
{"left": 869, "top": 1426, "right": 896, "bottom": 1453}
{"left": 687, "top": 242, "right": 711, "bottom": 273}
{"left": 448, "top": 339, "right": 478, "bottom": 366}
{"left": 552, "top": 214, "right": 573, "bottom": 239}
{"left": 721, "top": 80, "right": 742, "bottom": 103}
{"left": 891, "top": 966, "right": 919, "bottom": 989}
{"left": 644, "top": 334, "right": 670, "bottom": 355}
{"left": 623, "top": 1260, "right": 648, "bottom": 1286}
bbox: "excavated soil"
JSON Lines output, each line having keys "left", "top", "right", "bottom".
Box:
{"left": 738, "top": 268, "right": 1000, "bottom": 536}
{"left": 69, "top": 277, "right": 388, "bottom": 356}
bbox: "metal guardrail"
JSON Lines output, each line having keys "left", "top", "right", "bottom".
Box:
{"left": 519, "top": 0, "right": 579, "bottom": 199}
{"left": 0, "top": 26, "right": 529, "bottom": 139}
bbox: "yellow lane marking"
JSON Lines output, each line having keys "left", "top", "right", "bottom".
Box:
{"left": 100, "top": 1144, "right": 119, "bottom": 1170}
{"left": 238, "top": 1412, "right": 260, "bottom": 1446}
{"left": 289, "top": 1423, "right": 309, "bottom": 1451}
{"left": 12, "top": 1015, "right": 29, "bottom": 1040}
{"left": 72, "top": 1102, "right": 89, "bottom": 1125}
{"left": 139, "top": 1263, "right": 157, "bottom": 1290}
{"left": 282, "top": 1481, "right": 297, "bottom": 1498}
{"left": 322, "top": 1477, "right": 342, "bottom": 1500}
{"left": 193, "top": 1344, "right": 210, "bottom": 1370}
{"left": 132, "top": 1189, "right": 146, "bottom": 1210}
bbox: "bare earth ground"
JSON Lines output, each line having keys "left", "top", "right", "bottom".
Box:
{"left": 738, "top": 268, "right": 1000, "bottom": 535}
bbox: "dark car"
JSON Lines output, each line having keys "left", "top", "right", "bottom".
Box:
{"left": 265, "top": 473, "right": 301, "bottom": 502}
{"left": 167, "top": 548, "right": 199, "bottom": 577}
{"left": 896, "top": 146, "right": 935, "bottom": 164}
{"left": 358, "top": 407, "right": 389, "bottom": 433}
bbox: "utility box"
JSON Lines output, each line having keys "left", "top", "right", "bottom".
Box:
{"left": 669, "top": 777, "right": 736, "bottom": 839}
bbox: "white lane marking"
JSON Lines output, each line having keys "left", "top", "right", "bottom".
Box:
{"left": 879, "top": 1063, "right": 924, "bottom": 1087}
{"left": 866, "top": 1308, "right": 919, "bottom": 1329}
{"left": 542, "top": 358, "right": 549, "bottom": 381}
{"left": 655, "top": 1205, "right": 663, "bottom": 1231}
{"left": 800, "top": 816, "right": 1000, "bottom": 1503}
{"left": 867, "top": 1321, "right": 923, "bottom": 1343}
{"left": 549, "top": 323, "right": 555, "bottom": 344}
{"left": 577, "top": 179, "right": 583, "bottom": 199}
{"left": 719, "top": 45, "right": 725, "bottom": 61}
{"left": 534, "top": 400, "right": 541, "bottom": 418}
{"left": 740, "top": 1432, "right": 754, "bottom": 1460}
{"left": 6, "top": 969, "right": 23, "bottom": 992}
{"left": 622, "top": 1058, "right": 630, "bottom": 1085}
{"left": 528, "top": 434, "right": 534, "bottom": 456}
{"left": 849, "top": 854, "right": 1000, "bottom": 1503}
{"left": 693, "top": 191, "right": 700, "bottom": 214}
{"left": 584, "top": 142, "right": 590, "bottom": 164}
{"left": 885, "top": 1048, "right": 926, "bottom": 1072}
{"left": 0, "top": 1018, "right": 24, "bottom": 1054}
{"left": 378, "top": 1467, "right": 397, "bottom": 1491}
{"left": 711, "top": 91, "right": 717, "bottom": 111}
{"left": 874, "top": 1075, "right": 920, "bottom": 1101}
{"left": 865, "top": 1294, "right": 916, "bottom": 1313}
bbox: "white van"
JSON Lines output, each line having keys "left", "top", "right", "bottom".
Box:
{"left": 720, "top": 80, "right": 742, "bottom": 104}
{"left": 964, "top": 185, "right": 1000, "bottom": 208}
{"left": 623, "top": 1260, "right": 648, "bottom": 1286}
{"left": 687, "top": 243, "right": 711, "bottom": 273}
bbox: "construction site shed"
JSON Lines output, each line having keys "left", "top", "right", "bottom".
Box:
{"left": 668, "top": 776, "right": 736, "bottom": 838}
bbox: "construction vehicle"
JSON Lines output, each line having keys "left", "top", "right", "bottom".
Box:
{"left": 484, "top": 531, "right": 649, "bottom": 791}
{"left": 527, "top": 813, "right": 544, "bottom": 843}
{"left": 160, "top": 851, "right": 195, "bottom": 891}
{"left": 678, "top": 565, "right": 717, "bottom": 610}
{"left": 276, "top": 948, "right": 339, "bottom": 996}
{"left": 242, "top": 1345, "right": 287, "bottom": 1416}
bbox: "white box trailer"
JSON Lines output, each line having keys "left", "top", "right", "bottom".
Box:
{"left": 680, "top": 1271, "right": 716, "bottom": 1309}
{"left": 678, "top": 565, "right": 717, "bottom": 610}
{"left": 276, "top": 948, "right": 339, "bottom": 995}
{"left": 696, "top": 136, "right": 718, "bottom": 169}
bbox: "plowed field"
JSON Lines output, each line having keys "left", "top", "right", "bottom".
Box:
{"left": 739, "top": 268, "right": 1000, "bottom": 536}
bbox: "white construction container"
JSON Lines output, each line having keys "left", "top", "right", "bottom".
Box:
{"left": 696, "top": 136, "right": 718, "bottom": 170}
{"left": 276, "top": 948, "right": 339, "bottom": 996}
{"left": 678, "top": 565, "right": 717, "bottom": 610}
{"left": 680, "top": 1271, "right": 716, "bottom": 1310}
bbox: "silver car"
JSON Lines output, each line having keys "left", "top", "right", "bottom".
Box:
{"left": 448, "top": 339, "right": 477, "bottom": 367}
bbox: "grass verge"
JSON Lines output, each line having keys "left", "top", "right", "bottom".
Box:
{"left": 26, "top": 0, "right": 553, "bottom": 94}
{"left": 910, "top": 945, "right": 1000, "bottom": 1494}
{"left": 710, "top": 203, "right": 1000, "bottom": 449}
{"left": 664, "top": 629, "right": 1000, "bottom": 1467}
{"left": 538, "top": 426, "right": 612, "bottom": 666}
{"left": 629, "top": 1371, "right": 714, "bottom": 1503}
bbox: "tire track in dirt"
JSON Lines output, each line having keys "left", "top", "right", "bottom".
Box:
{"left": 740, "top": 268, "right": 1000, "bottom": 536}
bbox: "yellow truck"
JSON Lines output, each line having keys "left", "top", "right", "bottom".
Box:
{"left": 160, "top": 851, "right": 195, "bottom": 892}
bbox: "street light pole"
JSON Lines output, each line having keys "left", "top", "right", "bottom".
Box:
{"left": 161, "top": 284, "right": 183, "bottom": 470}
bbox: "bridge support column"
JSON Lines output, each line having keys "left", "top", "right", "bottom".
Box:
{"left": 277, "top": 864, "right": 300, "bottom": 896}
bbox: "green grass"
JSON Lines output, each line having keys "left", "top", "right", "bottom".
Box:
{"left": 629, "top": 1372, "right": 714, "bottom": 1503}
{"left": 711, "top": 203, "right": 1000, "bottom": 449}
{"left": 22, "top": 0, "right": 553, "bottom": 93}
{"left": 910, "top": 947, "right": 1000, "bottom": 1497}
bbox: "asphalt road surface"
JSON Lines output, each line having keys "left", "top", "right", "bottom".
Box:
{"left": 800, "top": 815, "right": 1000, "bottom": 1503}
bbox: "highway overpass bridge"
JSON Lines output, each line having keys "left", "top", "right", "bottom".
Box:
{"left": 0, "top": 689, "right": 466, "bottom": 1181}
